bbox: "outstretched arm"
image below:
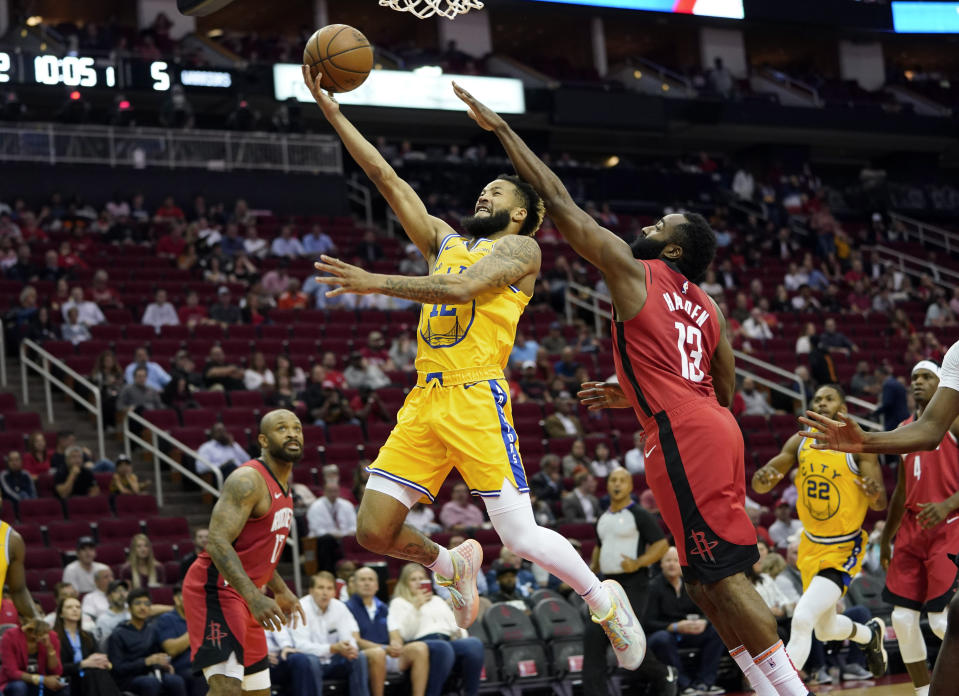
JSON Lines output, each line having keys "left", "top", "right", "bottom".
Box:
{"left": 301, "top": 66, "right": 450, "bottom": 261}
{"left": 452, "top": 83, "right": 642, "bottom": 308}
{"left": 752, "top": 434, "right": 800, "bottom": 495}
{"left": 314, "top": 234, "right": 540, "bottom": 305}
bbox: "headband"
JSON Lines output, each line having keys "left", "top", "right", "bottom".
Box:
{"left": 912, "top": 360, "right": 940, "bottom": 378}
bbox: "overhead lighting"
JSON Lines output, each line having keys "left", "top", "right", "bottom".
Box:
{"left": 26, "top": 16, "right": 43, "bottom": 26}
{"left": 413, "top": 65, "right": 443, "bottom": 76}
{"left": 69, "top": 91, "right": 81, "bottom": 101}
{"left": 661, "top": 83, "right": 670, "bottom": 91}
{"left": 633, "top": 69, "right": 642, "bottom": 79}
{"left": 207, "top": 28, "right": 223, "bottom": 38}
{"left": 605, "top": 155, "right": 620, "bottom": 168}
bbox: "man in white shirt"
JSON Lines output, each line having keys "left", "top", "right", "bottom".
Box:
{"left": 62, "top": 537, "right": 110, "bottom": 595}
{"left": 624, "top": 430, "right": 646, "bottom": 475}
{"left": 266, "top": 626, "right": 325, "bottom": 696}
{"left": 742, "top": 307, "right": 774, "bottom": 342}
{"left": 61, "top": 287, "right": 106, "bottom": 326}
{"left": 741, "top": 378, "right": 776, "bottom": 417}
{"left": 271, "top": 224, "right": 307, "bottom": 258}
{"left": 768, "top": 499, "right": 803, "bottom": 550}
{"left": 141, "top": 288, "right": 180, "bottom": 333}
{"left": 81, "top": 566, "right": 114, "bottom": 622}
{"left": 195, "top": 422, "right": 250, "bottom": 476}
{"left": 287, "top": 571, "right": 375, "bottom": 695}
{"left": 308, "top": 481, "right": 358, "bottom": 572}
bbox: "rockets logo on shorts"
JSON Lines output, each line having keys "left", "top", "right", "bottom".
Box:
{"left": 206, "top": 621, "right": 228, "bottom": 650}
{"left": 689, "top": 530, "right": 719, "bottom": 563}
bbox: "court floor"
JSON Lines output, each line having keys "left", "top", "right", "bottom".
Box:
{"left": 726, "top": 674, "right": 914, "bottom": 696}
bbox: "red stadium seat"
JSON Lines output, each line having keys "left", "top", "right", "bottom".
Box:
{"left": 2, "top": 412, "right": 43, "bottom": 432}
{"left": 26, "top": 547, "right": 62, "bottom": 570}
{"left": 146, "top": 517, "right": 191, "bottom": 541}
{"left": 96, "top": 544, "right": 128, "bottom": 566}
{"left": 46, "top": 521, "right": 94, "bottom": 551}
{"left": 97, "top": 518, "right": 143, "bottom": 543}
{"left": 193, "top": 392, "right": 227, "bottom": 410}
{"left": 229, "top": 391, "right": 264, "bottom": 409}
{"left": 18, "top": 498, "right": 64, "bottom": 524}
{"left": 66, "top": 496, "right": 112, "bottom": 522}
{"left": 116, "top": 495, "right": 158, "bottom": 519}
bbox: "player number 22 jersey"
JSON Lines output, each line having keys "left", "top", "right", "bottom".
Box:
{"left": 796, "top": 435, "right": 868, "bottom": 539}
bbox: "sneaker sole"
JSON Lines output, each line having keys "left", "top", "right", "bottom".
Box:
{"left": 450, "top": 539, "right": 482, "bottom": 629}
{"left": 866, "top": 618, "right": 888, "bottom": 678}
{"left": 601, "top": 579, "right": 646, "bottom": 670}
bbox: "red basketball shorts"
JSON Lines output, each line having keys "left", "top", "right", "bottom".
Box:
{"left": 883, "top": 512, "right": 959, "bottom": 612}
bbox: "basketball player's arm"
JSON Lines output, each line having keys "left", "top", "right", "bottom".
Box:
{"left": 707, "top": 296, "right": 735, "bottom": 408}
{"left": 302, "top": 66, "right": 448, "bottom": 261}
{"left": 855, "top": 453, "right": 886, "bottom": 511}
{"left": 314, "top": 234, "right": 540, "bottom": 304}
{"left": 266, "top": 570, "right": 306, "bottom": 629}
{"left": 205, "top": 468, "right": 289, "bottom": 632}
{"left": 452, "top": 84, "right": 641, "bottom": 293}
{"left": 751, "top": 434, "right": 800, "bottom": 494}
{"left": 6, "top": 530, "right": 46, "bottom": 628}
{"left": 799, "top": 387, "right": 959, "bottom": 454}
{"left": 879, "top": 464, "right": 906, "bottom": 569}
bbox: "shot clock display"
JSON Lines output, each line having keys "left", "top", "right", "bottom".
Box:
{"left": 0, "top": 51, "right": 234, "bottom": 92}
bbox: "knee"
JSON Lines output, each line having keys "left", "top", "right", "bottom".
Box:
{"left": 460, "top": 637, "right": 485, "bottom": 660}
{"left": 286, "top": 652, "right": 310, "bottom": 668}
{"left": 355, "top": 510, "right": 394, "bottom": 554}
{"left": 207, "top": 674, "right": 243, "bottom": 696}
{"left": 891, "top": 606, "right": 920, "bottom": 632}
{"left": 365, "top": 646, "right": 387, "bottom": 666}
{"left": 426, "top": 640, "right": 455, "bottom": 669}
{"left": 791, "top": 606, "right": 816, "bottom": 635}
{"left": 409, "top": 640, "right": 429, "bottom": 661}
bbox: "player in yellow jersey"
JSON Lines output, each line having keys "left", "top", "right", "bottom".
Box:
{"left": 301, "top": 67, "right": 646, "bottom": 671}
{"left": 753, "top": 384, "right": 888, "bottom": 678}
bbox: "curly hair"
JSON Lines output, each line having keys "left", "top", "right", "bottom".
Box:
{"left": 673, "top": 213, "right": 716, "bottom": 284}
{"left": 496, "top": 173, "right": 545, "bottom": 237}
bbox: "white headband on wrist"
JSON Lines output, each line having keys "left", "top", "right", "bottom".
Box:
{"left": 912, "top": 360, "right": 940, "bottom": 378}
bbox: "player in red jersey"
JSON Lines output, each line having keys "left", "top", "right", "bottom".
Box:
{"left": 455, "top": 84, "right": 810, "bottom": 696}
{"left": 182, "top": 409, "right": 306, "bottom": 696}
{"left": 878, "top": 361, "right": 959, "bottom": 696}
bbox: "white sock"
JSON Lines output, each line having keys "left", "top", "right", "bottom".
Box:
{"left": 786, "top": 574, "right": 843, "bottom": 669}
{"left": 916, "top": 685, "right": 930, "bottom": 696}
{"left": 731, "top": 645, "right": 777, "bottom": 696}
{"left": 580, "top": 581, "right": 613, "bottom": 616}
{"left": 426, "top": 545, "right": 454, "bottom": 578}
{"left": 754, "top": 641, "right": 808, "bottom": 696}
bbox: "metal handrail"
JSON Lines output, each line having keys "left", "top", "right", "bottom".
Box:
{"left": 757, "top": 67, "right": 821, "bottom": 106}
{"left": 870, "top": 244, "right": 959, "bottom": 286}
{"left": 635, "top": 57, "right": 692, "bottom": 91}
{"left": 0, "top": 321, "right": 6, "bottom": 387}
{"left": 122, "top": 410, "right": 303, "bottom": 597}
{"left": 565, "top": 282, "right": 612, "bottom": 337}
{"left": 889, "top": 212, "right": 959, "bottom": 256}
{"left": 346, "top": 177, "right": 373, "bottom": 230}
{"left": 19, "top": 339, "right": 104, "bottom": 460}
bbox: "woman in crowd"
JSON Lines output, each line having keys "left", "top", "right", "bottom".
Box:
{"left": 22, "top": 431, "right": 52, "bottom": 479}
{"left": 54, "top": 596, "right": 122, "bottom": 696}
{"left": 746, "top": 540, "right": 793, "bottom": 622}
{"left": 91, "top": 350, "right": 123, "bottom": 428}
{"left": 274, "top": 354, "right": 306, "bottom": 392}
{"left": 110, "top": 455, "right": 148, "bottom": 496}
{"left": 390, "top": 563, "right": 484, "bottom": 696}
{"left": 119, "top": 533, "right": 166, "bottom": 588}
{"left": 243, "top": 350, "right": 275, "bottom": 392}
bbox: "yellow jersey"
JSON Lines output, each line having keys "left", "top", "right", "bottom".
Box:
{"left": 0, "top": 521, "right": 10, "bottom": 603}
{"left": 415, "top": 234, "right": 530, "bottom": 375}
{"left": 796, "top": 432, "right": 868, "bottom": 541}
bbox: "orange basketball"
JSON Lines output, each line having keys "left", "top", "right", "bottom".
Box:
{"left": 303, "top": 24, "right": 374, "bottom": 94}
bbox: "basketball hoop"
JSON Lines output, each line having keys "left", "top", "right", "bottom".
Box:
{"left": 378, "top": 0, "right": 484, "bottom": 20}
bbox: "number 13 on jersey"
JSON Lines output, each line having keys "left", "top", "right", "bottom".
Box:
{"left": 674, "top": 322, "right": 705, "bottom": 382}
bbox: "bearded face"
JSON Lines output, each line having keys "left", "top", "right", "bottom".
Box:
{"left": 630, "top": 235, "right": 670, "bottom": 261}
{"left": 460, "top": 209, "right": 513, "bottom": 239}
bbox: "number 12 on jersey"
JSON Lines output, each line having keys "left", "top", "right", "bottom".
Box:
{"left": 674, "top": 322, "right": 705, "bottom": 382}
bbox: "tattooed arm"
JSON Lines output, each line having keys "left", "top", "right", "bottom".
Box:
{"left": 267, "top": 570, "right": 306, "bottom": 629}
{"left": 206, "top": 468, "right": 290, "bottom": 631}
{"left": 313, "top": 234, "right": 541, "bottom": 304}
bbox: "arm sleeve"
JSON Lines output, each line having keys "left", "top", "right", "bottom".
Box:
{"left": 940, "top": 342, "right": 959, "bottom": 392}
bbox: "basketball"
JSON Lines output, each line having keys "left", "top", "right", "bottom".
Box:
{"left": 303, "top": 24, "right": 374, "bottom": 94}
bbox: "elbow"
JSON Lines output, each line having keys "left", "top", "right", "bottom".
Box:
{"left": 446, "top": 280, "right": 476, "bottom": 305}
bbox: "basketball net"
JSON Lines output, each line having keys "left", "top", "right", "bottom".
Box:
{"left": 378, "top": 0, "right": 484, "bottom": 20}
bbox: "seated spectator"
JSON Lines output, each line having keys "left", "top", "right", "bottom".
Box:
{"left": 243, "top": 226, "right": 268, "bottom": 258}
{"left": 95, "top": 581, "right": 130, "bottom": 650}
{"left": 178, "top": 527, "right": 208, "bottom": 582}
{"left": 271, "top": 224, "right": 306, "bottom": 258}
{"left": 244, "top": 350, "right": 276, "bottom": 392}
{"left": 398, "top": 242, "right": 428, "bottom": 276}
{"left": 155, "top": 586, "right": 202, "bottom": 695}
{"left": 589, "top": 442, "right": 621, "bottom": 478}
{"left": 43, "top": 582, "right": 95, "bottom": 632}
{"left": 740, "top": 378, "right": 775, "bottom": 417}
{"left": 406, "top": 502, "right": 441, "bottom": 535}
{"left": 155, "top": 196, "right": 185, "bottom": 223}
{"left": 553, "top": 347, "right": 581, "bottom": 380}
{"left": 156, "top": 223, "right": 187, "bottom": 260}
{"left": 850, "top": 361, "right": 880, "bottom": 398}
{"left": 208, "top": 286, "right": 242, "bottom": 326}
{"left": 314, "top": 353, "right": 340, "bottom": 390}
{"left": 790, "top": 286, "right": 821, "bottom": 313}
{"left": 91, "top": 350, "right": 124, "bottom": 430}
{"left": 624, "top": 431, "right": 646, "bottom": 475}
{"left": 54, "top": 596, "right": 122, "bottom": 696}
{"left": 742, "top": 307, "right": 773, "bottom": 342}
{"left": 439, "top": 482, "right": 484, "bottom": 532}
{"left": 561, "top": 438, "right": 590, "bottom": 476}
{"left": 61, "top": 287, "right": 105, "bottom": 326}
{"left": 304, "top": 224, "right": 336, "bottom": 256}
{"left": 0, "top": 616, "right": 64, "bottom": 695}
{"left": 360, "top": 331, "right": 394, "bottom": 372}
{"left": 63, "top": 537, "right": 110, "bottom": 595}
{"left": 124, "top": 346, "right": 172, "bottom": 392}
{"left": 110, "top": 454, "right": 148, "bottom": 495}
{"left": 562, "top": 472, "right": 599, "bottom": 523}
{"left": 277, "top": 278, "right": 309, "bottom": 310}
{"left": 311, "top": 381, "right": 359, "bottom": 427}
{"left": 120, "top": 534, "right": 167, "bottom": 589}
{"left": 925, "top": 291, "right": 956, "bottom": 327}
{"left": 61, "top": 306, "right": 91, "bottom": 345}
{"left": 107, "top": 588, "right": 185, "bottom": 696}
{"left": 352, "top": 230, "right": 383, "bottom": 263}
{"left": 176, "top": 290, "right": 211, "bottom": 328}
{"left": 287, "top": 572, "right": 372, "bottom": 695}
{"left": 747, "top": 541, "right": 792, "bottom": 620}
{"left": 544, "top": 397, "right": 585, "bottom": 439}
{"left": 118, "top": 365, "right": 165, "bottom": 414}
{"left": 541, "top": 322, "right": 567, "bottom": 355}
{"left": 196, "top": 423, "right": 250, "bottom": 477}
{"left": 488, "top": 561, "right": 531, "bottom": 610}
{"left": 203, "top": 345, "right": 245, "bottom": 391}
{"left": 389, "top": 563, "right": 484, "bottom": 696}
{"left": 141, "top": 289, "right": 179, "bottom": 333}
{"left": 54, "top": 446, "right": 99, "bottom": 499}
{"left": 768, "top": 499, "right": 803, "bottom": 550}
{"left": 529, "top": 454, "right": 563, "bottom": 504}
{"left": 266, "top": 626, "right": 324, "bottom": 696}
{"left": 347, "top": 566, "right": 431, "bottom": 696}
{"left": 388, "top": 332, "right": 417, "bottom": 372}
{"left": 517, "top": 361, "right": 549, "bottom": 403}
{"left": 350, "top": 386, "right": 391, "bottom": 424}
{"left": 1, "top": 451, "right": 37, "bottom": 503}
{"left": 307, "top": 481, "right": 358, "bottom": 571}
{"left": 81, "top": 567, "right": 114, "bottom": 623}
{"left": 818, "top": 317, "right": 858, "bottom": 355}
{"left": 90, "top": 269, "right": 122, "bottom": 308}
{"left": 22, "top": 431, "right": 51, "bottom": 478}
{"left": 509, "top": 330, "right": 539, "bottom": 369}
{"left": 645, "top": 547, "right": 725, "bottom": 695}
{"left": 344, "top": 352, "right": 391, "bottom": 391}
{"left": 783, "top": 262, "right": 808, "bottom": 292}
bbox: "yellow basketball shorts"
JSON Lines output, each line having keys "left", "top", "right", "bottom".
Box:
{"left": 797, "top": 529, "right": 868, "bottom": 594}
{"left": 369, "top": 375, "right": 528, "bottom": 502}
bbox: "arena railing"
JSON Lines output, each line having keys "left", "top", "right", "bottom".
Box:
{"left": 870, "top": 244, "right": 959, "bottom": 287}
{"left": 888, "top": 212, "right": 959, "bottom": 256}
{"left": 0, "top": 122, "right": 343, "bottom": 174}
{"left": 346, "top": 176, "right": 373, "bottom": 229}
{"left": 19, "top": 338, "right": 106, "bottom": 461}
{"left": 0, "top": 323, "right": 7, "bottom": 388}
{"left": 564, "top": 282, "right": 885, "bottom": 431}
